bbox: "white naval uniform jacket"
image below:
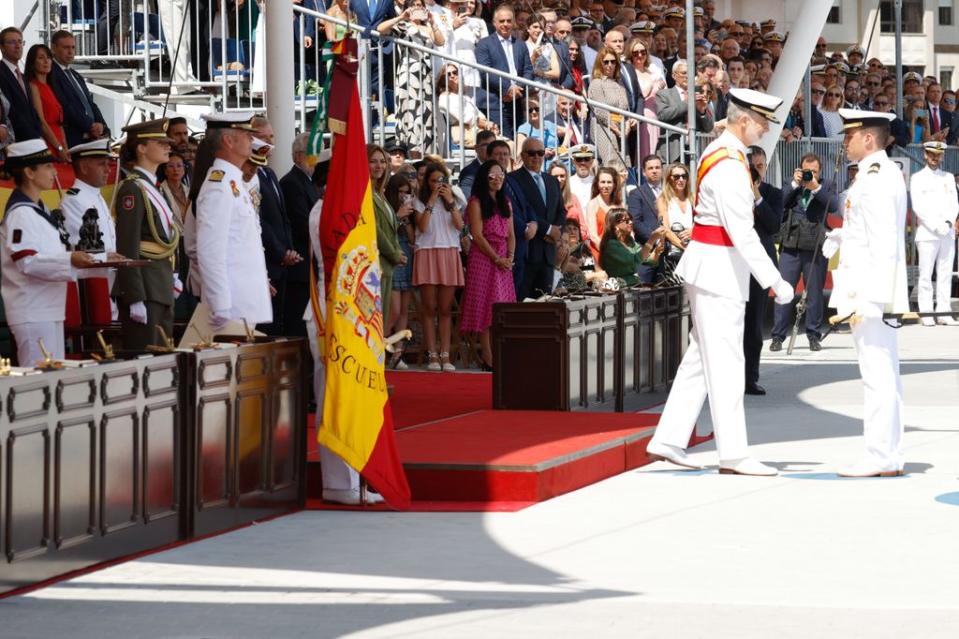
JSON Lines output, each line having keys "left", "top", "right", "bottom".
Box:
{"left": 0, "top": 194, "right": 77, "bottom": 325}
{"left": 195, "top": 158, "right": 272, "bottom": 325}
{"left": 674, "top": 131, "right": 782, "bottom": 301}
{"left": 909, "top": 165, "right": 959, "bottom": 243}
{"left": 830, "top": 149, "right": 909, "bottom": 316}
{"left": 60, "top": 179, "right": 118, "bottom": 251}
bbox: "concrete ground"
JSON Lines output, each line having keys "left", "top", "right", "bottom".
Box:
{"left": 3, "top": 324, "right": 959, "bottom": 639}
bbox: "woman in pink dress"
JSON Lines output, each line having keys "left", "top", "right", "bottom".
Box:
{"left": 628, "top": 38, "right": 667, "bottom": 161}
{"left": 459, "top": 160, "right": 516, "bottom": 371}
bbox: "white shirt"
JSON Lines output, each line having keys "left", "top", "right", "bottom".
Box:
{"left": 194, "top": 158, "right": 272, "bottom": 323}
{"left": 909, "top": 165, "right": 959, "bottom": 242}
{"left": 499, "top": 35, "right": 518, "bottom": 76}
{"left": 133, "top": 166, "right": 175, "bottom": 238}
{"left": 61, "top": 178, "right": 117, "bottom": 252}
{"left": 451, "top": 17, "right": 488, "bottom": 87}
{"left": 569, "top": 172, "right": 594, "bottom": 212}
{"left": 413, "top": 198, "right": 461, "bottom": 250}
{"left": 674, "top": 130, "right": 782, "bottom": 301}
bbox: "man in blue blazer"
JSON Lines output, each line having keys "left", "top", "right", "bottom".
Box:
{"left": 255, "top": 142, "right": 297, "bottom": 336}
{"left": 474, "top": 5, "right": 534, "bottom": 138}
{"left": 457, "top": 130, "right": 497, "bottom": 198}
{"left": 49, "top": 30, "right": 109, "bottom": 147}
{"left": 626, "top": 154, "right": 665, "bottom": 283}
{"left": 280, "top": 133, "right": 321, "bottom": 337}
{"left": 509, "top": 137, "right": 566, "bottom": 299}
{"left": 0, "top": 27, "right": 43, "bottom": 142}
{"left": 349, "top": 0, "right": 396, "bottom": 99}
{"left": 744, "top": 146, "right": 784, "bottom": 395}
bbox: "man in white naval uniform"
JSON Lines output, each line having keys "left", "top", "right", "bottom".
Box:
{"left": 825, "top": 109, "right": 909, "bottom": 477}
{"left": 304, "top": 189, "right": 384, "bottom": 506}
{"left": 193, "top": 112, "right": 272, "bottom": 331}
{"left": 909, "top": 140, "right": 959, "bottom": 326}
{"left": 61, "top": 139, "right": 119, "bottom": 319}
{"left": 646, "top": 88, "right": 795, "bottom": 476}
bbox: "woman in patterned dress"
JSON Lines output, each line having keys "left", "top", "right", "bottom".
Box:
{"left": 458, "top": 160, "right": 516, "bottom": 371}
{"left": 587, "top": 46, "right": 634, "bottom": 168}
{"left": 389, "top": 0, "right": 445, "bottom": 155}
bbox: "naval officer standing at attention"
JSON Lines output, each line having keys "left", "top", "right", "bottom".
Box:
{"left": 112, "top": 119, "right": 180, "bottom": 350}
{"left": 909, "top": 140, "right": 959, "bottom": 326}
{"left": 192, "top": 112, "right": 272, "bottom": 332}
{"left": 646, "top": 88, "right": 795, "bottom": 476}
{"left": 823, "top": 109, "right": 909, "bottom": 477}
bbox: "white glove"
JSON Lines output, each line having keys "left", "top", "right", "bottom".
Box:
{"left": 772, "top": 280, "right": 794, "bottom": 305}
{"left": 210, "top": 309, "right": 230, "bottom": 331}
{"left": 110, "top": 299, "right": 119, "bottom": 322}
{"left": 822, "top": 228, "right": 842, "bottom": 259}
{"left": 172, "top": 274, "right": 183, "bottom": 299}
{"left": 129, "top": 301, "right": 148, "bottom": 324}
{"left": 940, "top": 222, "right": 953, "bottom": 237}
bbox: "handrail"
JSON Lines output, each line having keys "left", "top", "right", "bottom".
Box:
{"left": 294, "top": 6, "right": 687, "bottom": 136}
{"left": 20, "top": 0, "right": 41, "bottom": 32}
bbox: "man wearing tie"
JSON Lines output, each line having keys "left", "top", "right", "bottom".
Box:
{"left": 0, "top": 27, "right": 43, "bottom": 141}
{"left": 925, "top": 83, "right": 951, "bottom": 140}
{"left": 474, "top": 5, "right": 534, "bottom": 138}
{"left": 279, "top": 132, "right": 320, "bottom": 337}
{"left": 509, "top": 138, "right": 567, "bottom": 298}
{"left": 49, "top": 30, "right": 109, "bottom": 147}
{"left": 626, "top": 154, "right": 665, "bottom": 283}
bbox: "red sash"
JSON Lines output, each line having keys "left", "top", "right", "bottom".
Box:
{"left": 691, "top": 147, "right": 748, "bottom": 248}
{"left": 691, "top": 224, "right": 734, "bottom": 246}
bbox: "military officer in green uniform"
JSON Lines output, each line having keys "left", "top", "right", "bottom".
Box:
{"left": 112, "top": 119, "right": 181, "bottom": 350}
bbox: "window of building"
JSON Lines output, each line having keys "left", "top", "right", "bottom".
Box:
{"left": 880, "top": 0, "right": 924, "bottom": 33}
{"left": 827, "top": 0, "right": 841, "bottom": 23}
{"left": 940, "top": 67, "right": 953, "bottom": 89}
{"left": 940, "top": 0, "right": 953, "bottom": 25}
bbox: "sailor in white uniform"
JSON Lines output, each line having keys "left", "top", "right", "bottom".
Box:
{"left": 61, "top": 139, "right": 119, "bottom": 319}
{"left": 192, "top": 112, "right": 272, "bottom": 330}
{"left": 909, "top": 140, "right": 959, "bottom": 326}
{"left": 825, "top": 109, "right": 910, "bottom": 477}
{"left": 646, "top": 88, "right": 794, "bottom": 476}
{"left": 0, "top": 140, "right": 98, "bottom": 365}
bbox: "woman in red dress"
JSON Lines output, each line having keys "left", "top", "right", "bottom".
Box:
{"left": 26, "top": 44, "right": 69, "bottom": 161}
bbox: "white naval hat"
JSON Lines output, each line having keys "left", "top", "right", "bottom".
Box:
{"left": 922, "top": 140, "right": 947, "bottom": 154}
{"left": 249, "top": 137, "right": 274, "bottom": 167}
{"left": 3, "top": 139, "right": 55, "bottom": 168}
{"left": 68, "top": 138, "right": 116, "bottom": 159}
{"left": 570, "top": 143, "right": 596, "bottom": 159}
{"left": 838, "top": 108, "right": 896, "bottom": 131}
{"left": 202, "top": 111, "right": 257, "bottom": 131}
{"left": 727, "top": 88, "right": 783, "bottom": 124}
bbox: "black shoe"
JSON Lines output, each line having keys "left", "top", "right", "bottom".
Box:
{"left": 745, "top": 383, "right": 766, "bottom": 396}
{"left": 769, "top": 338, "right": 783, "bottom": 352}
{"left": 808, "top": 336, "right": 822, "bottom": 351}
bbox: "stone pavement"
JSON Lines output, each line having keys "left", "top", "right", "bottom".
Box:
{"left": 3, "top": 325, "right": 959, "bottom": 639}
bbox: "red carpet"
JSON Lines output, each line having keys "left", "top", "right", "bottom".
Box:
{"left": 386, "top": 371, "right": 492, "bottom": 429}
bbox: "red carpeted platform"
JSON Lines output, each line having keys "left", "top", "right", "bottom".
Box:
{"left": 397, "top": 410, "right": 673, "bottom": 502}
{"left": 387, "top": 371, "right": 492, "bottom": 429}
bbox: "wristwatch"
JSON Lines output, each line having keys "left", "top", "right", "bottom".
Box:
{"left": 56, "top": 144, "right": 65, "bottom": 152}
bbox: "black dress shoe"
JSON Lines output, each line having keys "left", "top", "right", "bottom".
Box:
{"left": 745, "top": 383, "right": 766, "bottom": 396}
{"left": 769, "top": 338, "right": 783, "bottom": 352}
{"left": 808, "top": 336, "right": 822, "bottom": 351}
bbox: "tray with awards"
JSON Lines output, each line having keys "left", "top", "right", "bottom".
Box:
{"left": 76, "top": 259, "right": 151, "bottom": 269}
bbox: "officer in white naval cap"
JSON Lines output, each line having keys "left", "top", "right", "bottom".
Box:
{"left": 189, "top": 112, "right": 272, "bottom": 332}
{"left": 825, "top": 108, "right": 909, "bottom": 477}
{"left": 909, "top": 140, "right": 959, "bottom": 326}
{"left": 646, "top": 88, "right": 794, "bottom": 476}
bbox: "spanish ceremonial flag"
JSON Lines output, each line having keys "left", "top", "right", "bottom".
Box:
{"left": 317, "top": 39, "right": 412, "bottom": 510}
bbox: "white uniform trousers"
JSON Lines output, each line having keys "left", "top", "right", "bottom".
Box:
{"left": 916, "top": 236, "right": 956, "bottom": 314}
{"left": 851, "top": 308, "right": 904, "bottom": 470}
{"left": 649, "top": 284, "right": 749, "bottom": 462}
{"left": 11, "top": 321, "right": 65, "bottom": 368}
{"left": 306, "top": 315, "right": 360, "bottom": 492}
{"left": 158, "top": 0, "right": 198, "bottom": 90}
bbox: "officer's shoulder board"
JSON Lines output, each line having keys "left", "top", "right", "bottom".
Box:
{"left": 65, "top": 187, "right": 79, "bottom": 196}
{"left": 867, "top": 162, "right": 881, "bottom": 175}
{"left": 208, "top": 169, "right": 225, "bottom": 183}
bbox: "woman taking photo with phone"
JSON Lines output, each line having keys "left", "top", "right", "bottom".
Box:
{"left": 385, "top": 173, "right": 418, "bottom": 369}
{"left": 459, "top": 160, "right": 516, "bottom": 371}
{"left": 414, "top": 163, "right": 465, "bottom": 371}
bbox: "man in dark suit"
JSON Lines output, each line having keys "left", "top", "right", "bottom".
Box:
{"left": 474, "top": 5, "right": 535, "bottom": 138}
{"left": 744, "top": 146, "right": 783, "bottom": 395}
{"left": 655, "top": 60, "right": 713, "bottom": 162}
{"left": 770, "top": 152, "right": 839, "bottom": 353}
{"left": 350, "top": 0, "right": 396, "bottom": 99}
{"left": 50, "top": 30, "right": 109, "bottom": 147}
{"left": 626, "top": 154, "right": 664, "bottom": 283}
{"left": 254, "top": 141, "right": 297, "bottom": 335}
{"left": 509, "top": 138, "right": 566, "bottom": 298}
{"left": 457, "top": 129, "right": 497, "bottom": 198}
{"left": 279, "top": 132, "right": 320, "bottom": 337}
{"left": 0, "top": 27, "right": 43, "bottom": 141}
{"left": 486, "top": 140, "right": 531, "bottom": 295}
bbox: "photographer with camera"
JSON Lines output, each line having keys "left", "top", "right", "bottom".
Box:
{"left": 769, "top": 153, "right": 839, "bottom": 352}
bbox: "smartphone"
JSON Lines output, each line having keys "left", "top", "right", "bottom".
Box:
{"left": 401, "top": 193, "right": 412, "bottom": 204}
{"left": 411, "top": 8, "right": 428, "bottom": 21}
{"left": 750, "top": 166, "right": 761, "bottom": 184}
{"left": 915, "top": 108, "right": 927, "bottom": 118}
{"left": 437, "top": 175, "right": 449, "bottom": 185}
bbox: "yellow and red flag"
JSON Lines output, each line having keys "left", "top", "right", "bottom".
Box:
{"left": 317, "top": 40, "right": 411, "bottom": 510}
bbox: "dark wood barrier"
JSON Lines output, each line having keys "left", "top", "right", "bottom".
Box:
{"left": 0, "top": 338, "right": 307, "bottom": 596}
{"left": 491, "top": 286, "right": 689, "bottom": 412}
